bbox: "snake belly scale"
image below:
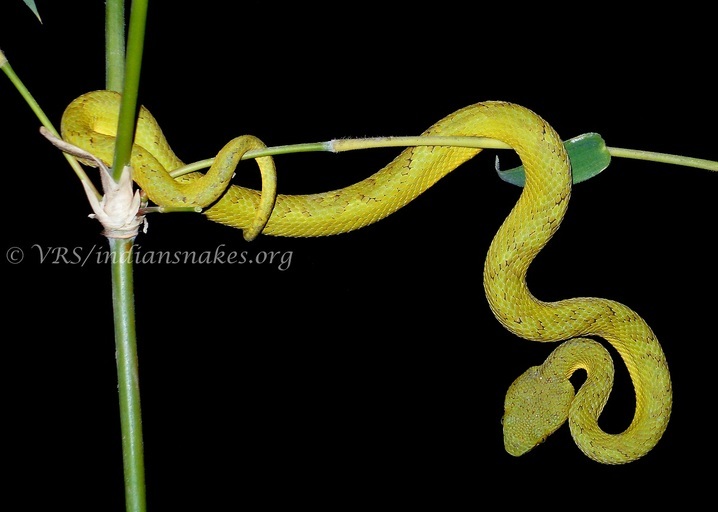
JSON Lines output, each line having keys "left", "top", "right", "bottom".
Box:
{"left": 60, "top": 91, "right": 672, "bottom": 463}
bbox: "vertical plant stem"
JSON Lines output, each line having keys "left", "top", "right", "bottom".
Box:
{"left": 112, "top": 0, "right": 149, "bottom": 181}
{"left": 105, "top": 0, "right": 126, "bottom": 92}
{"left": 110, "top": 237, "right": 146, "bottom": 511}
{"left": 105, "top": 1, "right": 149, "bottom": 510}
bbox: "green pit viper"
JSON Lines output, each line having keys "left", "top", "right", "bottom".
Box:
{"left": 60, "top": 90, "right": 672, "bottom": 464}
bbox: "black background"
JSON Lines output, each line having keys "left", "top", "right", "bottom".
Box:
{"left": 2, "top": 1, "right": 714, "bottom": 509}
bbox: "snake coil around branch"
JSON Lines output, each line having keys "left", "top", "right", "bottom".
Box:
{"left": 60, "top": 91, "right": 672, "bottom": 464}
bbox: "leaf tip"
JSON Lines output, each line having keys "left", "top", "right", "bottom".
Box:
{"left": 23, "top": 0, "right": 42, "bottom": 23}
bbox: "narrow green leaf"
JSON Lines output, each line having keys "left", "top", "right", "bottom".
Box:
{"left": 497, "top": 133, "right": 611, "bottom": 187}
{"left": 22, "top": 0, "right": 42, "bottom": 23}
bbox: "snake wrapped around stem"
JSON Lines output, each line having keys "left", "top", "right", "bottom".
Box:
{"left": 60, "top": 91, "right": 672, "bottom": 463}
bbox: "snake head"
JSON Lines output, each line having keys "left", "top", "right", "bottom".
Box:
{"left": 502, "top": 365, "right": 574, "bottom": 457}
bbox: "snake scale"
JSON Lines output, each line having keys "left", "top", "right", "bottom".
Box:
{"left": 61, "top": 90, "right": 672, "bottom": 464}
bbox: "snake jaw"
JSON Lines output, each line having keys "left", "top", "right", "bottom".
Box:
{"left": 502, "top": 365, "right": 574, "bottom": 457}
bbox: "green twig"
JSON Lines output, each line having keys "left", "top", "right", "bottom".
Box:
{"left": 0, "top": 49, "right": 101, "bottom": 199}
{"left": 168, "top": 135, "right": 718, "bottom": 179}
{"left": 607, "top": 146, "right": 718, "bottom": 172}
{"left": 169, "top": 138, "right": 510, "bottom": 177}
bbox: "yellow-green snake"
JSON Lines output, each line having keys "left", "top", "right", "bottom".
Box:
{"left": 60, "top": 90, "right": 672, "bottom": 464}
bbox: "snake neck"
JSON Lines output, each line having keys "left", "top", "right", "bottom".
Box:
{"left": 533, "top": 338, "right": 622, "bottom": 463}
{"left": 559, "top": 321, "right": 671, "bottom": 464}
{"left": 503, "top": 337, "right": 615, "bottom": 458}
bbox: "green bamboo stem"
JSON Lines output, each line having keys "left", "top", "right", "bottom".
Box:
{"left": 104, "top": 1, "right": 148, "bottom": 511}
{"left": 112, "top": 0, "right": 148, "bottom": 181}
{"left": 110, "top": 237, "right": 146, "bottom": 512}
{"left": 105, "top": 0, "right": 126, "bottom": 92}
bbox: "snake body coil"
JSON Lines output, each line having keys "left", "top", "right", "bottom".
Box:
{"left": 61, "top": 91, "right": 672, "bottom": 463}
